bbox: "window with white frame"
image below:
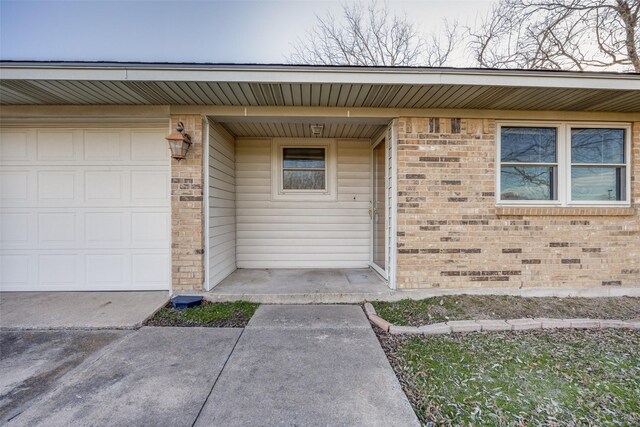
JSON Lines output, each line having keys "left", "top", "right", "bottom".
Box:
{"left": 282, "top": 147, "right": 327, "bottom": 191}
{"left": 497, "top": 123, "right": 630, "bottom": 206}
{"left": 271, "top": 139, "right": 337, "bottom": 201}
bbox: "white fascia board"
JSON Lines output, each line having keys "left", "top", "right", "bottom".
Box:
{"left": 1, "top": 65, "right": 639, "bottom": 91}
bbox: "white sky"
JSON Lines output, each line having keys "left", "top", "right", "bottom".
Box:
{"left": 0, "top": 0, "right": 496, "bottom": 64}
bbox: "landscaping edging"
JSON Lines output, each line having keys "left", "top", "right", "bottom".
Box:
{"left": 364, "top": 302, "right": 640, "bottom": 335}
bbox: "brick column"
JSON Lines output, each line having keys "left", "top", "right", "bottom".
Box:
{"left": 170, "top": 115, "right": 205, "bottom": 291}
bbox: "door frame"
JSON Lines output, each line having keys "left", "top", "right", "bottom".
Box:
{"left": 369, "top": 131, "right": 388, "bottom": 280}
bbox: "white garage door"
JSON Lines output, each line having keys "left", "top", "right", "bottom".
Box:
{"left": 0, "top": 126, "right": 171, "bottom": 291}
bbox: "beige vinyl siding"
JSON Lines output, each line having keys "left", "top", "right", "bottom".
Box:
{"left": 236, "top": 138, "right": 371, "bottom": 268}
{"left": 208, "top": 122, "right": 237, "bottom": 287}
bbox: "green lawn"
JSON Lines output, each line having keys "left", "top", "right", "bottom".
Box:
{"left": 380, "top": 329, "right": 640, "bottom": 426}
{"left": 372, "top": 296, "right": 640, "bottom": 326}
{"left": 146, "top": 301, "right": 259, "bottom": 327}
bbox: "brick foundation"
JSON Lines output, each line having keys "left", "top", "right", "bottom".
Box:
{"left": 170, "top": 115, "right": 205, "bottom": 291}
{"left": 395, "top": 118, "right": 640, "bottom": 290}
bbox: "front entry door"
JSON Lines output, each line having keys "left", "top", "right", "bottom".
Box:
{"left": 372, "top": 138, "right": 386, "bottom": 272}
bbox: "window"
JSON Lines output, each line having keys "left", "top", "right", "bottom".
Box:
{"left": 282, "top": 147, "right": 326, "bottom": 190}
{"left": 500, "top": 127, "right": 557, "bottom": 201}
{"left": 570, "top": 128, "right": 626, "bottom": 201}
{"left": 271, "top": 139, "right": 337, "bottom": 201}
{"left": 497, "top": 123, "right": 630, "bottom": 206}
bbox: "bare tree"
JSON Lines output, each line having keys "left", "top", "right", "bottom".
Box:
{"left": 470, "top": 0, "right": 640, "bottom": 72}
{"left": 288, "top": 1, "right": 457, "bottom": 67}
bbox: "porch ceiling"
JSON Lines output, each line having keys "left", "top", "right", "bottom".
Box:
{"left": 1, "top": 62, "right": 639, "bottom": 113}
{"left": 214, "top": 117, "right": 388, "bottom": 138}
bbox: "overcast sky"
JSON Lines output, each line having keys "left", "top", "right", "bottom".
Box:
{"left": 0, "top": 0, "right": 495, "bottom": 64}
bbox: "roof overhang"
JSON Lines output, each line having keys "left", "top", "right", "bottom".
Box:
{"left": 1, "top": 62, "right": 639, "bottom": 113}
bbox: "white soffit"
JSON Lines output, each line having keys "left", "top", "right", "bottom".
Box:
{"left": 1, "top": 63, "right": 639, "bottom": 112}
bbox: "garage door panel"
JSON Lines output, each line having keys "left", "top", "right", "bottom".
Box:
{"left": 85, "top": 212, "right": 126, "bottom": 245}
{"left": 85, "top": 254, "right": 126, "bottom": 285}
{"left": 37, "top": 170, "right": 78, "bottom": 202}
{"left": 37, "top": 130, "right": 78, "bottom": 161}
{"left": 0, "top": 212, "right": 31, "bottom": 245}
{"left": 1, "top": 249, "right": 170, "bottom": 291}
{"left": 0, "top": 254, "right": 32, "bottom": 288}
{"left": 38, "top": 254, "right": 78, "bottom": 286}
{"left": 131, "top": 130, "right": 169, "bottom": 161}
{"left": 131, "top": 212, "right": 170, "bottom": 246}
{"left": 85, "top": 171, "right": 126, "bottom": 202}
{"left": 0, "top": 130, "right": 30, "bottom": 160}
{"left": 132, "top": 253, "right": 170, "bottom": 285}
{"left": 37, "top": 212, "right": 79, "bottom": 245}
{"left": 131, "top": 171, "right": 169, "bottom": 204}
{"left": 0, "top": 171, "right": 30, "bottom": 203}
{"left": 0, "top": 125, "right": 170, "bottom": 291}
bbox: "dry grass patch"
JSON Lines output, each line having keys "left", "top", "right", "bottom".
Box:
{"left": 372, "top": 296, "right": 640, "bottom": 327}
{"left": 378, "top": 329, "right": 640, "bottom": 426}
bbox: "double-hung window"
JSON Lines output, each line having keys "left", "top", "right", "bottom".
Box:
{"left": 271, "top": 139, "right": 338, "bottom": 201}
{"left": 570, "top": 128, "right": 626, "bottom": 202}
{"left": 282, "top": 147, "right": 326, "bottom": 191}
{"left": 497, "top": 123, "right": 630, "bottom": 206}
{"left": 500, "top": 126, "right": 558, "bottom": 201}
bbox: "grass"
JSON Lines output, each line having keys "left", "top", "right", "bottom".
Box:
{"left": 371, "top": 296, "right": 640, "bottom": 327}
{"left": 379, "top": 329, "right": 640, "bottom": 426}
{"left": 145, "top": 301, "right": 259, "bottom": 327}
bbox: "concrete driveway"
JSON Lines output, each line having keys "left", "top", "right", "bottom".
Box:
{"left": 2, "top": 305, "right": 419, "bottom": 426}
{"left": 0, "top": 292, "right": 168, "bottom": 330}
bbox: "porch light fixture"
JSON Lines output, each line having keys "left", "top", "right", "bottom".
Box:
{"left": 310, "top": 124, "right": 324, "bottom": 137}
{"left": 166, "top": 121, "right": 192, "bottom": 160}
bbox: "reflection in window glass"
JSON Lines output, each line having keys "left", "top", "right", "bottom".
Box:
{"left": 283, "top": 170, "right": 325, "bottom": 190}
{"left": 571, "top": 129, "right": 625, "bottom": 201}
{"left": 571, "top": 167, "right": 624, "bottom": 201}
{"left": 501, "top": 127, "right": 557, "bottom": 163}
{"left": 571, "top": 129, "right": 624, "bottom": 164}
{"left": 282, "top": 147, "right": 326, "bottom": 191}
{"left": 501, "top": 166, "right": 555, "bottom": 200}
{"left": 283, "top": 148, "right": 326, "bottom": 168}
{"left": 500, "top": 127, "right": 557, "bottom": 201}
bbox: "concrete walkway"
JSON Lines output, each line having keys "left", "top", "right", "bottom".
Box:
{"left": 3, "top": 305, "right": 418, "bottom": 426}
{"left": 0, "top": 292, "right": 168, "bottom": 330}
{"left": 196, "top": 305, "right": 418, "bottom": 426}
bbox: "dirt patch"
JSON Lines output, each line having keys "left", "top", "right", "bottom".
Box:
{"left": 372, "top": 296, "right": 640, "bottom": 327}
{"left": 144, "top": 300, "right": 259, "bottom": 328}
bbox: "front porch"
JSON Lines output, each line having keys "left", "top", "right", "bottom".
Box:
{"left": 185, "top": 268, "right": 393, "bottom": 303}
{"left": 199, "top": 115, "right": 398, "bottom": 296}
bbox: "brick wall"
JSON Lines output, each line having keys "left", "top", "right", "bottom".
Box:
{"left": 396, "top": 118, "right": 640, "bottom": 289}
{"left": 170, "top": 115, "right": 205, "bottom": 291}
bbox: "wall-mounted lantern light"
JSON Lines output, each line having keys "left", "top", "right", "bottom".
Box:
{"left": 166, "top": 121, "right": 192, "bottom": 160}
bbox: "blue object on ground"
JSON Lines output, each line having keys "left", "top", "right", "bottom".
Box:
{"left": 172, "top": 296, "right": 204, "bottom": 309}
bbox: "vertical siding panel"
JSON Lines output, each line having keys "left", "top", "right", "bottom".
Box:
{"left": 208, "top": 122, "right": 237, "bottom": 287}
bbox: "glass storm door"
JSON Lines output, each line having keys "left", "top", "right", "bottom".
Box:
{"left": 372, "top": 139, "right": 386, "bottom": 271}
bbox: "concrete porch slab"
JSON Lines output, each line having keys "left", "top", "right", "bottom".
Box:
{"left": 195, "top": 305, "right": 419, "bottom": 426}
{"left": 8, "top": 327, "right": 242, "bottom": 427}
{"left": 0, "top": 292, "right": 169, "bottom": 330}
{"left": 192, "top": 268, "right": 394, "bottom": 304}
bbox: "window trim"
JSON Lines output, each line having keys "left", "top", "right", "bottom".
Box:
{"left": 271, "top": 138, "right": 338, "bottom": 201}
{"left": 496, "top": 122, "right": 631, "bottom": 207}
{"left": 281, "top": 146, "right": 327, "bottom": 193}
